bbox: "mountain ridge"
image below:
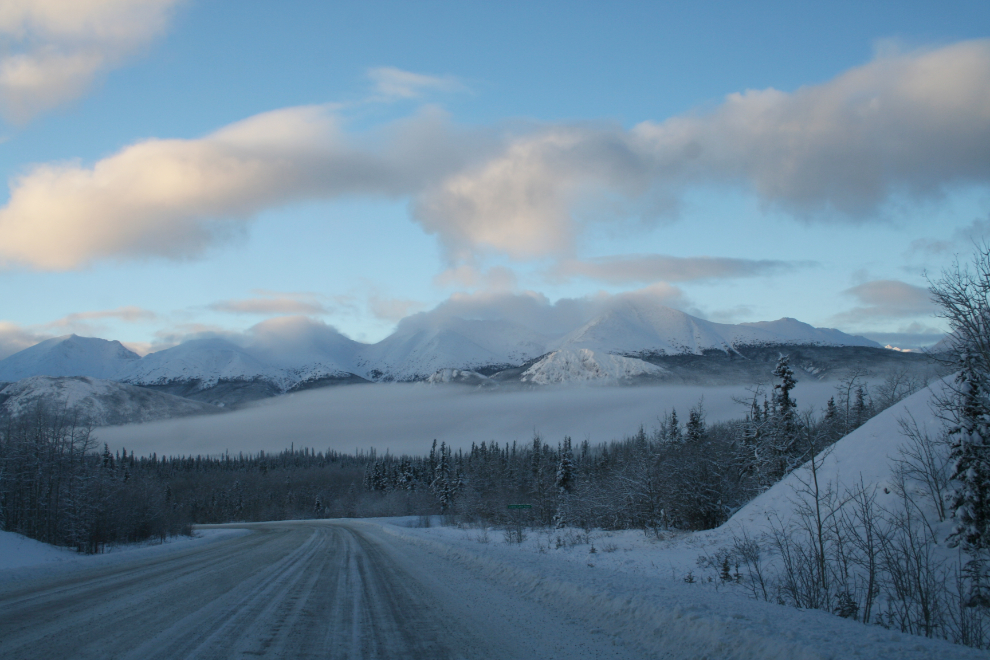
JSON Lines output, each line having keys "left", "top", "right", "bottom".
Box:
{"left": 0, "top": 303, "right": 883, "bottom": 397}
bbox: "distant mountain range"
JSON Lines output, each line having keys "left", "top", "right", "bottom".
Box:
{"left": 0, "top": 376, "right": 219, "bottom": 427}
{"left": 0, "top": 301, "right": 933, "bottom": 422}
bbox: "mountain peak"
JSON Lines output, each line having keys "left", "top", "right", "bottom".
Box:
{"left": 0, "top": 335, "right": 140, "bottom": 382}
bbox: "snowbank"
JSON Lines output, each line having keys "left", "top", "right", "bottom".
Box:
{"left": 371, "top": 519, "right": 979, "bottom": 659}
{"left": 0, "top": 528, "right": 251, "bottom": 584}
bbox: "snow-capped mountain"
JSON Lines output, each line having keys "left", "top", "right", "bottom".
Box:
{"left": 520, "top": 348, "right": 668, "bottom": 385}
{"left": 0, "top": 376, "right": 218, "bottom": 426}
{"left": 426, "top": 368, "right": 496, "bottom": 387}
{"left": 115, "top": 336, "right": 365, "bottom": 405}
{"left": 0, "top": 335, "right": 140, "bottom": 382}
{"left": 554, "top": 303, "right": 877, "bottom": 357}
{"left": 358, "top": 316, "right": 552, "bottom": 381}
{"left": 118, "top": 338, "right": 279, "bottom": 389}
{"left": 735, "top": 317, "right": 879, "bottom": 347}
{"left": 0, "top": 301, "right": 891, "bottom": 404}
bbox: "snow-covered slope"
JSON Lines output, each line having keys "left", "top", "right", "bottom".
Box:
{"left": 359, "top": 317, "right": 550, "bottom": 381}
{"left": 520, "top": 348, "right": 668, "bottom": 385}
{"left": 0, "top": 335, "right": 139, "bottom": 381}
{"left": 556, "top": 302, "right": 877, "bottom": 357}
{"left": 727, "top": 382, "right": 946, "bottom": 533}
{"left": 246, "top": 319, "right": 363, "bottom": 377}
{"left": 736, "top": 317, "right": 878, "bottom": 348}
{"left": 0, "top": 376, "right": 218, "bottom": 426}
{"left": 426, "top": 368, "right": 495, "bottom": 387}
{"left": 118, "top": 338, "right": 281, "bottom": 390}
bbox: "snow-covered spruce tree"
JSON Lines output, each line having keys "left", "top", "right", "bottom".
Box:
{"left": 553, "top": 437, "right": 575, "bottom": 528}
{"left": 668, "top": 409, "right": 681, "bottom": 443}
{"left": 431, "top": 441, "right": 454, "bottom": 514}
{"left": 686, "top": 402, "right": 706, "bottom": 444}
{"left": 750, "top": 356, "right": 801, "bottom": 486}
{"left": 946, "top": 353, "right": 990, "bottom": 554}
{"left": 929, "top": 243, "right": 990, "bottom": 605}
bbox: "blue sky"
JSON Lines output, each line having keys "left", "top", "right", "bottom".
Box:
{"left": 0, "top": 0, "right": 988, "bottom": 356}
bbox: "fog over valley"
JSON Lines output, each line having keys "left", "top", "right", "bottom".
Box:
{"left": 93, "top": 380, "right": 844, "bottom": 458}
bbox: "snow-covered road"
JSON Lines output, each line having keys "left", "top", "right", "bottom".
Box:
{"left": 0, "top": 520, "right": 639, "bottom": 659}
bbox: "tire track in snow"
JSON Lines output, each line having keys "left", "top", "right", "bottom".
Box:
{"left": 0, "top": 521, "right": 642, "bottom": 660}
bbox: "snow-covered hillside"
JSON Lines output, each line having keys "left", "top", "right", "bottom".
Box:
{"left": 426, "top": 368, "right": 495, "bottom": 387}
{"left": 118, "top": 338, "right": 279, "bottom": 389}
{"left": 520, "top": 348, "right": 668, "bottom": 385}
{"left": 555, "top": 302, "right": 877, "bottom": 357}
{"left": 727, "top": 381, "right": 947, "bottom": 533}
{"left": 359, "top": 316, "right": 551, "bottom": 381}
{"left": 0, "top": 376, "right": 218, "bottom": 426}
{"left": 0, "top": 335, "right": 139, "bottom": 381}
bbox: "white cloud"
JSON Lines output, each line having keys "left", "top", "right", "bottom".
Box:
{"left": 48, "top": 305, "right": 156, "bottom": 327}
{"left": 0, "top": 0, "right": 183, "bottom": 122}
{"left": 907, "top": 216, "right": 990, "bottom": 257}
{"left": 209, "top": 296, "right": 328, "bottom": 316}
{"left": 413, "top": 126, "right": 652, "bottom": 262}
{"left": 550, "top": 254, "right": 804, "bottom": 284}
{"left": 368, "top": 66, "right": 463, "bottom": 100}
{"left": 0, "top": 105, "right": 475, "bottom": 270}
{"left": 368, "top": 295, "right": 426, "bottom": 323}
{"left": 398, "top": 284, "right": 688, "bottom": 336}
{"left": 434, "top": 264, "right": 519, "bottom": 290}
{"left": 833, "top": 279, "right": 936, "bottom": 325}
{"left": 416, "top": 40, "right": 990, "bottom": 263}
{"left": 0, "top": 321, "right": 51, "bottom": 360}
{"left": 2, "top": 41, "right": 989, "bottom": 270}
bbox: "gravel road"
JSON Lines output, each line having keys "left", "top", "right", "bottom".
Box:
{"left": 0, "top": 520, "right": 642, "bottom": 659}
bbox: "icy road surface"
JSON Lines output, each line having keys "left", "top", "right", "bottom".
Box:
{"left": 0, "top": 520, "right": 639, "bottom": 660}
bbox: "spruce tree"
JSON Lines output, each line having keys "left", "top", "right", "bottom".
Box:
{"left": 553, "top": 437, "right": 575, "bottom": 528}
{"left": 947, "top": 352, "right": 990, "bottom": 554}
{"left": 686, "top": 406, "right": 705, "bottom": 443}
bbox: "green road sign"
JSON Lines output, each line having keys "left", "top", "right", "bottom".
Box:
{"left": 507, "top": 504, "right": 532, "bottom": 509}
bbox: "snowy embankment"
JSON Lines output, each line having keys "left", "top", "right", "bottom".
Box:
{"left": 0, "top": 528, "right": 250, "bottom": 584}
{"left": 726, "top": 381, "right": 948, "bottom": 534}
{"left": 374, "top": 518, "right": 977, "bottom": 660}
{"left": 367, "top": 379, "right": 979, "bottom": 659}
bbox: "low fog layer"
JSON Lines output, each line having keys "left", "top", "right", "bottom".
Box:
{"left": 94, "top": 381, "right": 842, "bottom": 458}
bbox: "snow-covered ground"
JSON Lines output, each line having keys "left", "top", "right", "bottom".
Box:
{"left": 4, "top": 516, "right": 976, "bottom": 659}
{"left": 0, "top": 528, "right": 249, "bottom": 584}
{"left": 373, "top": 517, "right": 980, "bottom": 659}
{"left": 358, "top": 378, "right": 979, "bottom": 658}
{"left": 5, "top": 375, "right": 970, "bottom": 657}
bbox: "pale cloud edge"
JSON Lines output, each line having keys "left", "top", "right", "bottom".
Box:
{"left": 0, "top": 0, "right": 184, "bottom": 123}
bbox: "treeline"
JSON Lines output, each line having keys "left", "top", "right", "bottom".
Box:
{"left": 1, "top": 361, "right": 923, "bottom": 555}
{"left": 362, "top": 362, "right": 926, "bottom": 532}
{"left": 0, "top": 406, "right": 189, "bottom": 553}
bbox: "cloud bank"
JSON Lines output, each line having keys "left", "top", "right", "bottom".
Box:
{"left": 551, "top": 254, "right": 802, "bottom": 284}
{"left": 0, "top": 0, "right": 182, "bottom": 123}
{"left": 209, "top": 296, "right": 329, "bottom": 316}
{"left": 1, "top": 40, "right": 989, "bottom": 270}
{"left": 0, "top": 105, "right": 478, "bottom": 269}
{"left": 834, "top": 279, "right": 936, "bottom": 325}
{"left": 93, "top": 380, "right": 842, "bottom": 458}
